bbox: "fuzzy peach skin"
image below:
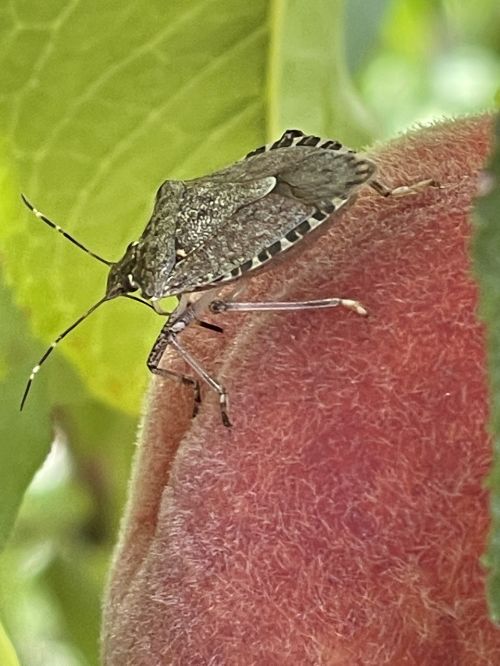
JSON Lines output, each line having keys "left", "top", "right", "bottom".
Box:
{"left": 102, "top": 116, "right": 500, "bottom": 665}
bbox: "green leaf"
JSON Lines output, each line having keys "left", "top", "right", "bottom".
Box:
{"left": 344, "top": 0, "right": 391, "bottom": 75}
{"left": 0, "top": 396, "right": 136, "bottom": 665}
{"left": 57, "top": 399, "right": 139, "bottom": 537}
{"left": 268, "top": 0, "right": 376, "bottom": 144}
{"left": 0, "top": 0, "right": 383, "bottom": 417}
{"left": 0, "top": 272, "right": 52, "bottom": 551}
{"left": 45, "top": 551, "right": 106, "bottom": 666}
{"left": 472, "top": 112, "right": 500, "bottom": 623}
{"left": 0, "top": 251, "right": 121, "bottom": 551}
{"left": 0, "top": 232, "right": 135, "bottom": 551}
{"left": 0, "top": 618, "right": 20, "bottom": 666}
{"left": 0, "top": 1, "right": 269, "bottom": 414}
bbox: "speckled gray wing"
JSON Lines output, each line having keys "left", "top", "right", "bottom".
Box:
{"left": 125, "top": 180, "right": 184, "bottom": 300}
{"left": 173, "top": 179, "right": 276, "bottom": 256}
{"left": 133, "top": 177, "right": 275, "bottom": 299}
{"left": 163, "top": 133, "right": 375, "bottom": 294}
{"left": 164, "top": 192, "right": 313, "bottom": 293}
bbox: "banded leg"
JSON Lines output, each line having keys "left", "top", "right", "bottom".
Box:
{"left": 209, "top": 297, "right": 368, "bottom": 317}
{"left": 370, "top": 178, "right": 440, "bottom": 198}
{"left": 147, "top": 323, "right": 231, "bottom": 427}
{"left": 147, "top": 333, "right": 202, "bottom": 417}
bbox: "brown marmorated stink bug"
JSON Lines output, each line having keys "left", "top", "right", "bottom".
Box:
{"left": 21, "top": 129, "right": 437, "bottom": 426}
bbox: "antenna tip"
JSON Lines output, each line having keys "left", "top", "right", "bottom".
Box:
{"left": 20, "top": 376, "right": 34, "bottom": 411}
{"left": 20, "top": 193, "right": 33, "bottom": 210}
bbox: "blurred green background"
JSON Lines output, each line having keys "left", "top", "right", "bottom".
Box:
{"left": 0, "top": 1, "right": 498, "bottom": 664}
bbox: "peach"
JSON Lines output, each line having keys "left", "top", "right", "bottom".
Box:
{"left": 103, "top": 116, "right": 499, "bottom": 665}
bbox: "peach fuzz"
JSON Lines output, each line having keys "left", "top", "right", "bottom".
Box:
{"left": 103, "top": 116, "right": 500, "bottom": 665}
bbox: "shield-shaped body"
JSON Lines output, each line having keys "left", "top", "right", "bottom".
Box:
{"left": 107, "top": 129, "right": 376, "bottom": 301}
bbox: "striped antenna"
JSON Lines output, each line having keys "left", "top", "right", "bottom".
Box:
{"left": 20, "top": 296, "right": 108, "bottom": 410}
{"left": 21, "top": 194, "right": 112, "bottom": 267}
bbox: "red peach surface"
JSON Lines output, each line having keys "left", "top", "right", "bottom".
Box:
{"left": 103, "top": 116, "right": 500, "bottom": 665}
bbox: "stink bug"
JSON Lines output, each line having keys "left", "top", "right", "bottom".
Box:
{"left": 21, "top": 129, "right": 437, "bottom": 426}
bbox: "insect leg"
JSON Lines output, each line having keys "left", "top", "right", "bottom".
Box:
{"left": 209, "top": 297, "right": 368, "bottom": 317}
{"left": 147, "top": 324, "right": 231, "bottom": 427}
{"left": 147, "top": 334, "right": 202, "bottom": 417}
{"left": 149, "top": 296, "right": 222, "bottom": 332}
{"left": 369, "top": 178, "right": 440, "bottom": 198}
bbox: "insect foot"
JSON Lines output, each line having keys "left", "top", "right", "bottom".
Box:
{"left": 369, "top": 178, "right": 441, "bottom": 198}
